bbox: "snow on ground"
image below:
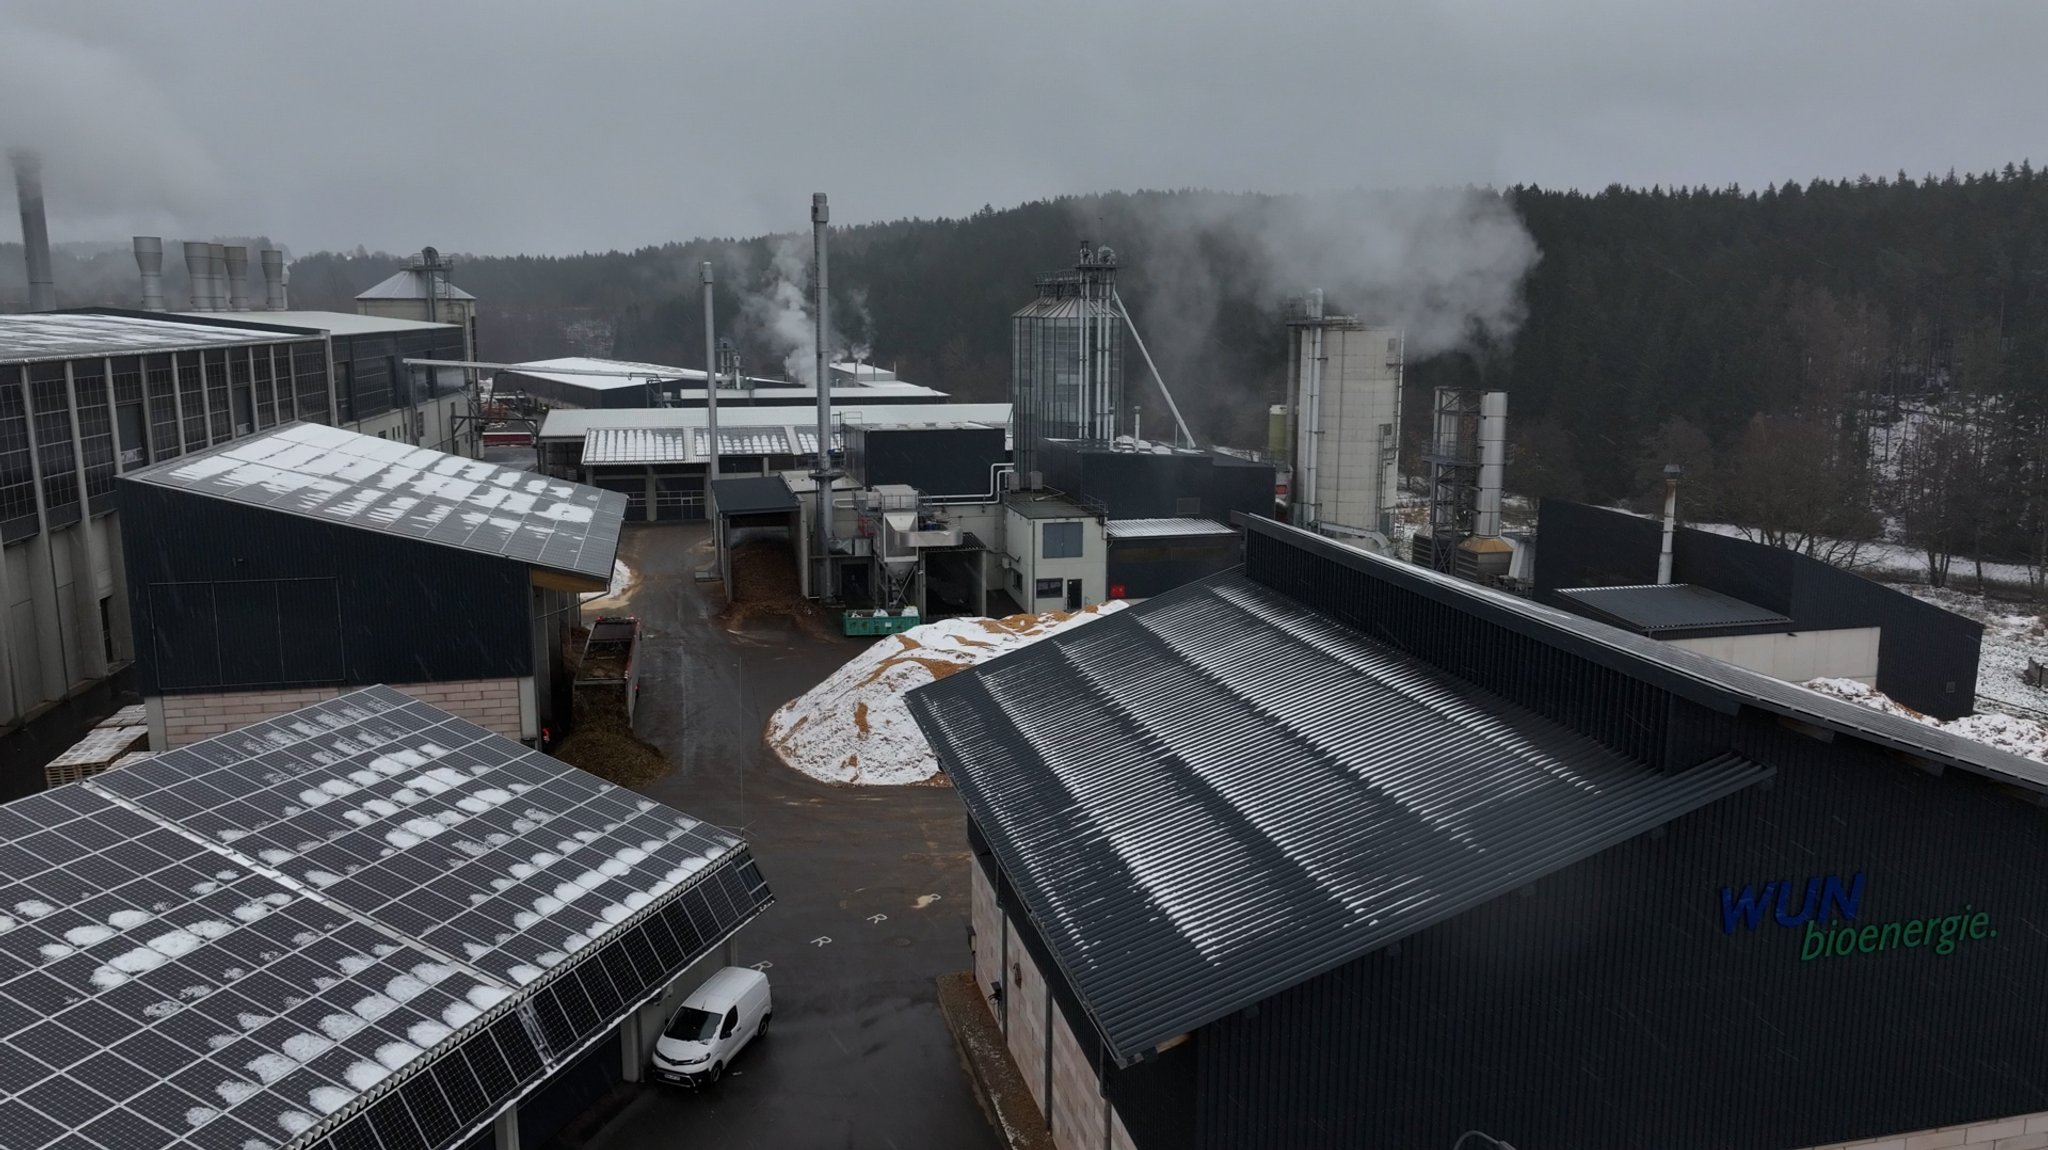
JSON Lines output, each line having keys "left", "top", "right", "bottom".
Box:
{"left": 1803, "top": 677, "right": 2048, "bottom": 763}
{"left": 768, "top": 603, "right": 1129, "bottom": 785}
{"left": 580, "top": 559, "right": 634, "bottom": 603}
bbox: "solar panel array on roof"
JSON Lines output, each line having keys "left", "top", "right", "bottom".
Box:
{"left": 122, "top": 423, "right": 626, "bottom": 583}
{"left": 0, "top": 686, "right": 771, "bottom": 1150}
{"left": 907, "top": 573, "right": 1769, "bottom": 1063}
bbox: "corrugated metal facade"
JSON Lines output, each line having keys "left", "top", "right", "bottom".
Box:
{"left": 121, "top": 482, "right": 532, "bottom": 693}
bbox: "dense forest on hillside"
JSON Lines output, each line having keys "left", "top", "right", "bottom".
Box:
{"left": 15, "top": 169, "right": 2047, "bottom": 586}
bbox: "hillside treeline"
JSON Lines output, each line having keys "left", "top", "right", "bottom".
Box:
{"left": 275, "top": 172, "right": 2048, "bottom": 588}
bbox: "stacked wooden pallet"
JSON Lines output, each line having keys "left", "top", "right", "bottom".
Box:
{"left": 44, "top": 707, "right": 151, "bottom": 787}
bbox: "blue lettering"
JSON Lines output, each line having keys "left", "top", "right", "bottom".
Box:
{"left": 1721, "top": 882, "right": 1777, "bottom": 934}
{"left": 1774, "top": 877, "right": 1822, "bottom": 927}
{"left": 1819, "top": 872, "right": 1864, "bottom": 925}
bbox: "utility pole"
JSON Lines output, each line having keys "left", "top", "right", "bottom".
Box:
{"left": 702, "top": 262, "right": 720, "bottom": 482}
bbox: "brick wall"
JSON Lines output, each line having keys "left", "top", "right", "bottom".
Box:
{"left": 1808, "top": 1114, "right": 2048, "bottom": 1150}
{"left": 155, "top": 678, "right": 526, "bottom": 747}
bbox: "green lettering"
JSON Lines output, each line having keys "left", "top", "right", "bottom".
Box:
{"left": 1833, "top": 927, "right": 1857, "bottom": 957}
{"left": 1858, "top": 925, "right": 1881, "bottom": 954}
{"left": 1879, "top": 921, "right": 1902, "bottom": 951}
{"left": 1801, "top": 922, "right": 1828, "bottom": 961}
{"left": 1936, "top": 915, "right": 1964, "bottom": 955}
{"left": 1968, "top": 912, "right": 1990, "bottom": 940}
{"left": 1903, "top": 920, "right": 1925, "bottom": 947}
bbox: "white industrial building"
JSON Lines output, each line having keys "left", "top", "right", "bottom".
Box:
{"left": 1283, "top": 294, "right": 1403, "bottom": 541}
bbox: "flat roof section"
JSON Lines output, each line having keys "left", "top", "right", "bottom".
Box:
{"left": 711, "top": 476, "right": 800, "bottom": 517}
{"left": 907, "top": 573, "right": 1770, "bottom": 1064}
{"left": 538, "top": 403, "right": 1014, "bottom": 441}
{"left": 506, "top": 357, "right": 701, "bottom": 392}
{"left": 0, "top": 685, "right": 770, "bottom": 1150}
{"left": 177, "top": 311, "right": 459, "bottom": 338}
{"left": 123, "top": 422, "right": 626, "bottom": 584}
{"left": 1105, "top": 518, "right": 1237, "bottom": 540}
{"left": 1005, "top": 492, "right": 1094, "bottom": 520}
{"left": 0, "top": 312, "right": 306, "bottom": 363}
{"left": 1558, "top": 583, "right": 1792, "bottom": 636}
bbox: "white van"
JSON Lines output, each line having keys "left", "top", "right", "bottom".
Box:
{"left": 651, "top": 967, "right": 772, "bottom": 1086}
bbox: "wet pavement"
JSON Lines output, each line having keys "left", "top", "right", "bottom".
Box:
{"left": 583, "top": 524, "right": 1001, "bottom": 1150}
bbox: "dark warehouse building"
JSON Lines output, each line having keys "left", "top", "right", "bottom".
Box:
{"left": 119, "top": 422, "right": 625, "bottom": 749}
{"left": 1536, "top": 499, "right": 1984, "bottom": 719}
{"left": 909, "top": 516, "right": 2048, "bottom": 1150}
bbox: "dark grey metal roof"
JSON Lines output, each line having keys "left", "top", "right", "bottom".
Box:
{"left": 907, "top": 573, "right": 1769, "bottom": 1063}
{"left": 1556, "top": 582, "right": 1792, "bottom": 635}
{"left": 710, "top": 476, "right": 798, "bottom": 517}
{"left": 1242, "top": 517, "right": 2048, "bottom": 794}
{"left": 122, "top": 422, "right": 626, "bottom": 584}
{"left": 0, "top": 312, "right": 305, "bottom": 364}
{"left": 0, "top": 685, "right": 770, "bottom": 1150}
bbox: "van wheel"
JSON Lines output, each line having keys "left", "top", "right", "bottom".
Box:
{"left": 708, "top": 1062, "right": 723, "bottom": 1084}
{"left": 758, "top": 1013, "right": 770, "bottom": 1038}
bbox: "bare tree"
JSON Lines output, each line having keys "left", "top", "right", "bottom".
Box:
{"left": 1722, "top": 413, "right": 1880, "bottom": 566}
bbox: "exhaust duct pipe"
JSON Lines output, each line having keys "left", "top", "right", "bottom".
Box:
{"left": 260, "top": 250, "right": 288, "bottom": 310}
{"left": 811, "top": 192, "right": 833, "bottom": 595}
{"left": 183, "top": 241, "right": 212, "bottom": 309}
{"left": 133, "top": 236, "right": 165, "bottom": 310}
{"left": 10, "top": 149, "right": 55, "bottom": 311}
{"left": 207, "top": 243, "right": 227, "bottom": 311}
{"left": 223, "top": 246, "right": 249, "bottom": 311}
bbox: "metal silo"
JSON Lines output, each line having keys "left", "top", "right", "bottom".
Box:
{"left": 1011, "top": 244, "right": 1126, "bottom": 486}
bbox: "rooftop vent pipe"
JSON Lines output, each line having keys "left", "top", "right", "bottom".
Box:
{"left": 10, "top": 149, "right": 55, "bottom": 311}
{"left": 133, "top": 237, "right": 165, "bottom": 310}
{"left": 260, "top": 250, "right": 288, "bottom": 310}
{"left": 811, "top": 192, "right": 834, "bottom": 596}
{"left": 223, "top": 246, "right": 249, "bottom": 311}
{"left": 207, "top": 243, "right": 227, "bottom": 311}
{"left": 182, "top": 242, "right": 212, "bottom": 309}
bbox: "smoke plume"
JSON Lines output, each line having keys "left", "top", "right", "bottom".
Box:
{"left": 740, "top": 236, "right": 826, "bottom": 385}
{"left": 1115, "top": 187, "right": 1539, "bottom": 359}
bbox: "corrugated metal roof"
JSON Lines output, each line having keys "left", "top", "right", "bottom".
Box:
{"left": 123, "top": 422, "right": 625, "bottom": 583}
{"left": 1557, "top": 583, "right": 1792, "bottom": 634}
{"left": 175, "top": 309, "right": 458, "bottom": 337}
{"left": 508, "top": 356, "right": 702, "bottom": 391}
{"left": 355, "top": 269, "right": 477, "bottom": 300}
{"left": 0, "top": 312, "right": 305, "bottom": 363}
{"left": 1105, "top": 517, "right": 1238, "bottom": 540}
{"left": 711, "top": 476, "right": 799, "bottom": 516}
{"left": 537, "top": 402, "right": 1013, "bottom": 441}
{"left": 1246, "top": 517, "right": 2048, "bottom": 794}
{"left": 906, "top": 574, "right": 1770, "bottom": 1063}
{"left": 583, "top": 427, "right": 690, "bottom": 464}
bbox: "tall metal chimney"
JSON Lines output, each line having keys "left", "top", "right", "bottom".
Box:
{"left": 223, "top": 246, "right": 250, "bottom": 311}
{"left": 810, "top": 192, "right": 834, "bottom": 598}
{"left": 260, "top": 249, "right": 288, "bottom": 310}
{"left": 132, "top": 237, "right": 165, "bottom": 310}
{"left": 701, "top": 261, "right": 720, "bottom": 482}
{"left": 1473, "top": 391, "right": 1508, "bottom": 538}
{"left": 183, "top": 241, "right": 212, "bottom": 309}
{"left": 1657, "top": 463, "right": 1683, "bottom": 584}
{"left": 10, "top": 149, "right": 55, "bottom": 311}
{"left": 207, "top": 243, "right": 228, "bottom": 311}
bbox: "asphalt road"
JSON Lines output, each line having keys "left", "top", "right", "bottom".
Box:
{"left": 584, "top": 524, "right": 1001, "bottom": 1150}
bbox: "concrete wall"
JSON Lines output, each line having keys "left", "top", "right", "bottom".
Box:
{"left": 150, "top": 675, "right": 530, "bottom": 747}
{"left": 1, "top": 512, "right": 128, "bottom": 732}
{"left": 1804, "top": 1112, "right": 2048, "bottom": 1150}
{"left": 345, "top": 394, "right": 471, "bottom": 457}
{"left": 1668, "top": 626, "right": 1880, "bottom": 686}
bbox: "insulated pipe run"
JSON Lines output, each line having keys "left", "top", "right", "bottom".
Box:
{"left": 702, "top": 262, "right": 720, "bottom": 482}
{"left": 1657, "top": 464, "right": 1682, "bottom": 584}
{"left": 132, "top": 237, "right": 165, "bottom": 310}
{"left": 1301, "top": 289, "right": 1325, "bottom": 529}
{"left": 811, "top": 193, "right": 833, "bottom": 596}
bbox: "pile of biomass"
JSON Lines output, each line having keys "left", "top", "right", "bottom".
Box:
{"left": 551, "top": 688, "right": 669, "bottom": 787}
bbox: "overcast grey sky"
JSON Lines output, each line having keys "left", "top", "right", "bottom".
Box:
{"left": 2, "top": 0, "right": 2042, "bottom": 255}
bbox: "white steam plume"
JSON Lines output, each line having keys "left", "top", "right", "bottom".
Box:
{"left": 741, "top": 237, "right": 821, "bottom": 386}
{"left": 1114, "top": 187, "right": 1539, "bottom": 358}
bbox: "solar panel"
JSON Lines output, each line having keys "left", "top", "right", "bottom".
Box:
{"left": 0, "top": 687, "right": 773, "bottom": 1150}
{"left": 121, "top": 423, "right": 628, "bottom": 583}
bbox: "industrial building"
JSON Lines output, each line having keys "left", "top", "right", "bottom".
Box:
{"left": 501, "top": 357, "right": 946, "bottom": 412}
{"left": 0, "top": 311, "right": 332, "bottom": 754}
{"left": 0, "top": 685, "right": 771, "bottom": 1150}
{"left": 1282, "top": 293, "right": 1403, "bottom": 540}
{"left": 909, "top": 516, "right": 2048, "bottom": 1150}
{"left": 1537, "top": 498, "right": 1984, "bottom": 718}
{"left": 119, "top": 422, "right": 625, "bottom": 749}
{"left": 354, "top": 247, "right": 479, "bottom": 361}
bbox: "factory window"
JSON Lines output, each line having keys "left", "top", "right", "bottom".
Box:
{"left": 74, "top": 362, "right": 116, "bottom": 510}
{"left": 177, "top": 352, "right": 208, "bottom": 448}
{"left": 205, "top": 350, "right": 232, "bottom": 441}
{"left": 31, "top": 370, "right": 78, "bottom": 521}
{"left": 1034, "top": 577, "right": 1064, "bottom": 599}
{"left": 0, "top": 376, "right": 38, "bottom": 541}
{"left": 252, "top": 349, "right": 275, "bottom": 428}
{"left": 1042, "top": 521, "right": 1082, "bottom": 559}
{"left": 145, "top": 355, "right": 180, "bottom": 459}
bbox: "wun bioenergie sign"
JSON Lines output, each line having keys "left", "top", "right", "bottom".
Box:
{"left": 1718, "top": 872, "right": 1996, "bottom": 961}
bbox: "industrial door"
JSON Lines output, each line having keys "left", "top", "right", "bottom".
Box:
{"left": 1066, "top": 579, "right": 1082, "bottom": 611}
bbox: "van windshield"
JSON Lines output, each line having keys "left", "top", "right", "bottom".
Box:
{"left": 664, "top": 1007, "right": 721, "bottom": 1041}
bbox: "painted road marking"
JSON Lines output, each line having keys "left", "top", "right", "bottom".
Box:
{"left": 868, "top": 914, "right": 888, "bottom": 924}
{"left": 913, "top": 894, "right": 942, "bottom": 909}
{"left": 810, "top": 936, "right": 832, "bottom": 947}
{"left": 749, "top": 961, "right": 773, "bottom": 970}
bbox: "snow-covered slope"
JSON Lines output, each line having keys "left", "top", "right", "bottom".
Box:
{"left": 1803, "top": 677, "right": 2048, "bottom": 763}
{"left": 767, "top": 603, "right": 1126, "bottom": 785}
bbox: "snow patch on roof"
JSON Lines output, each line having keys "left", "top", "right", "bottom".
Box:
{"left": 1803, "top": 677, "right": 2048, "bottom": 762}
